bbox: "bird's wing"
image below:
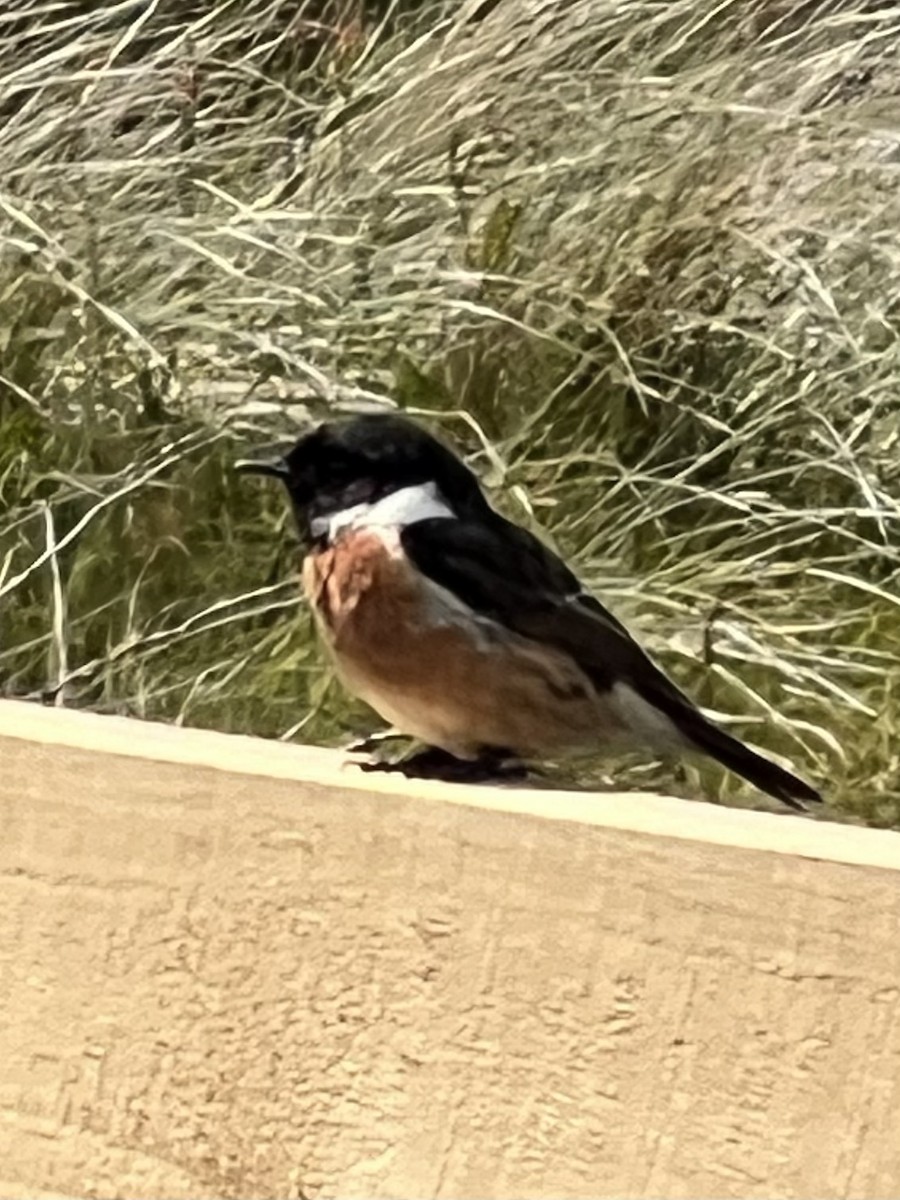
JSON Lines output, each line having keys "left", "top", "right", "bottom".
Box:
{"left": 401, "top": 515, "right": 822, "bottom": 809}
{"left": 400, "top": 514, "right": 695, "bottom": 713}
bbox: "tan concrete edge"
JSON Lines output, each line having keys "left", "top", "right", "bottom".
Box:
{"left": 0, "top": 698, "right": 897, "bottom": 872}
{"left": 4, "top": 698, "right": 900, "bottom": 1200}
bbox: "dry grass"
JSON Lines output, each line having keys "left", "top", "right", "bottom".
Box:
{"left": 1, "top": 0, "right": 898, "bottom": 823}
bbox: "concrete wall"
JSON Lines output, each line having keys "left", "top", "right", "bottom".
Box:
{"left": 2, "top": 699, "right": 899, "bottom": 1200}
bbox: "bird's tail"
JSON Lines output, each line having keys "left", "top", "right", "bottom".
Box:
{"left": 683, "top": 714, "right": 821, "bottom": 812}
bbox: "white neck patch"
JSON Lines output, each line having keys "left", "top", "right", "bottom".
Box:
{"left": 311, "top": 481, "right": 455, "bottom": 542}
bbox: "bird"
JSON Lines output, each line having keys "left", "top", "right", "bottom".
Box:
{"left": 235, "top": 412, "right": 822, "bottom": 811}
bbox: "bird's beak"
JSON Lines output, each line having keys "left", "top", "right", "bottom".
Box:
{"left": 234, "top": 455, "right": 290, "bottom": 481}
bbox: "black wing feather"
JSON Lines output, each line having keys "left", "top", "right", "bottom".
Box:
{"left": 401, "top": 514, "right": 689, "bottom": 694}
{"left": 401, "top": 515, "right": 821, "bottom": 809}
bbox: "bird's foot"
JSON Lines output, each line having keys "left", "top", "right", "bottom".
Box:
{"left": 359, "top": 745, "right": 529, "bottom": 784}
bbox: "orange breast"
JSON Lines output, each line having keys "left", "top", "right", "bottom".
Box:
{"left": 302, "top": 528, "right": 429, "bottom": 657}
{"left": 302, "top": 528, "right": 624, "bottom": 759}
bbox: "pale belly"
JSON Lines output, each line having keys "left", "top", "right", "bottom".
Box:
{"left": 302, "top": 531, "right": 630, "bottom": 759}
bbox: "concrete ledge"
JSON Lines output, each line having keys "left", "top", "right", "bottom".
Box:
{"left": 2, "top": 700, "right": 899, "bottom": 1199}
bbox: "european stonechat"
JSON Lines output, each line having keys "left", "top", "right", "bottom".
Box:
{"left": 236, "top": 413, "right": 821, "bottom": 810}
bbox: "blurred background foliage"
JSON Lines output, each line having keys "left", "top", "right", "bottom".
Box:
{"left": 1, "top": 0, "right": 898, "bottom": 822}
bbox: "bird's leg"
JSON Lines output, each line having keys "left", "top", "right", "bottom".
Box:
{"left": 359, "top": 744, "right": 529, "bottom": 783}
{"left": 343, "top": 727, "right": 405, "bottom": 755}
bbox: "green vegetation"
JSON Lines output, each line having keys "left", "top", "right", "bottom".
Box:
{"left": 1, "top": 0, "right": 898, "bottom": 823}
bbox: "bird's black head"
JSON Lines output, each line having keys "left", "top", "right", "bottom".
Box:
{"left": 235, "top": 413, "right": 491, "bottom": 542}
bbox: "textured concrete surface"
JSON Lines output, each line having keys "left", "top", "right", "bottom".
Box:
{"left": 2, "top": 700, "right": 900, "bottom": 1200}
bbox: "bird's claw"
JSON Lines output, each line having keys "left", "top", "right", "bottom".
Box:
{"left": 358, "top": 745, "right": 530, "bottom": 784}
